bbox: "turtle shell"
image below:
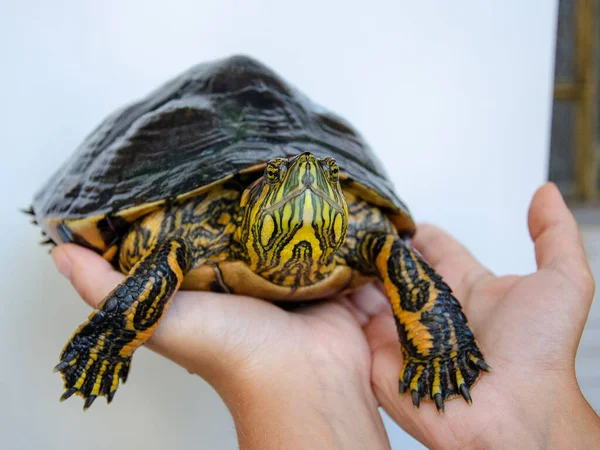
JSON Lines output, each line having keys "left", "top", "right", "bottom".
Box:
{"left": 32, "top": 55, "right": 415, "bottom": 253}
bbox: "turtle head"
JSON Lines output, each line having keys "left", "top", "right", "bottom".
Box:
{"left": 237, "top": 152, "right": 348, "bottom": 286}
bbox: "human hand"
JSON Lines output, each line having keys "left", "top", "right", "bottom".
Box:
{"left": 366, "top": 183, "right": 600, "bottom": 449}
{"left": 52, "top": 244, "right": 393, "bottom": 449}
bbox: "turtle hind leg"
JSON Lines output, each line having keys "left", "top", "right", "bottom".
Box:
{"left": 55, "top": 238, "right": 192, "bottom": 409}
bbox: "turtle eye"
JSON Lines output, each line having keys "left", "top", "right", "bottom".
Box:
{"left": 329, "top": 162, "right": 339, "bottom": 182}
{"left": 324, "top": 158, "right": 339, "bottom": 182}
{"left": 265, "top": 158, "right": 286, "bottom": 184}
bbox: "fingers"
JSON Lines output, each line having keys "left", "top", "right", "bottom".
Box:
{"left": 347, "top": 283, "right": 390, "bottom": 320}
{"left": 528, "top": 183, "right": 595, "bottom": 298}
{"left": 52, "top": 244, "right": 124, "bottom": 308}
{"left": 412, "top": 223, "right": 494, "bottom": 298}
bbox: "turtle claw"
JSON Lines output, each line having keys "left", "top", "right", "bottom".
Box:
{"left": 472, "top": 358, "right": 492, "bottom": 373}
{"left": 433, "top": 393, "right": 445, "bottom": 413}
{"left": 399, "top": 348, "right": 489, "bottom": 410}
{"left": 460, "top": 384, "right": 472, "bottom": 405}
{"left": 53, "top": 360, "right": 71, "bottom": 373}
{"left": 83, "top": 395, "right": 97, "bottom": 411}
{"left": 106, "top": 389, "right": 116, "bottom": 405}
{"left": 399, "top": 365, "right": 413, "bottom": 394}
{"left": 20, "top": 206, "right": 34, "bottom": 216}
{"left": 60, "top": 387, "right": 77, "bottom": 402}
{"left": 411, "top": 390, "right": 420, "bottom": 408}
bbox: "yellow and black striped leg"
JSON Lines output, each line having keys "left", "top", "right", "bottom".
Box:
{"left": 360, "top": 234, "right": 490, "bottom": 412}
{"left": 55, "top": 238, "right": 191, "bottom": 409}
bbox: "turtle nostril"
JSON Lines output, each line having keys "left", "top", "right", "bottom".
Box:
{"left": 302, "top": 171, "right": 315, "bottom": 186}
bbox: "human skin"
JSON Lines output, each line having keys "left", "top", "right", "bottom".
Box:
{"left": 51, "top": 183, "right": 600, "bottom": 449}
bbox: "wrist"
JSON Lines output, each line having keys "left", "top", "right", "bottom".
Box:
{"left": 538, "top": 388, "right": 600, "bottom": 449}
{"left": 215, "top": 351, "right": 390, "bottom": 450}
{"left": 471, "top": 375, "right": 600, "bottom": 450}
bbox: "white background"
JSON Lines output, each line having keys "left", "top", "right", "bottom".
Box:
{"left": 1, "top": 2, "right": 558, "bottom": 449}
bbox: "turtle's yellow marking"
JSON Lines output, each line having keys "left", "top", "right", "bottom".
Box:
{"left": 218, "top": 212, "right": 231, "bottom": 225}
{"left": 469, "top": 354, "right": 485, "bottom": 367}
{"left": 120, "top": 278, "right": 155, "bottom": 357}
{"left": 432, "top": 358, "right": 442, "bottom": 397}
{"left": 376, "top": 236, "right": 433, "bottom": 356}
{"left": 261, "top": 214, "right": 275, "bottom": 246}
{"left": 144, "top": 277, "right": 168, "bottom": 322}
{"left": 119, "top": 187, "right": 238, "bottom": 272}
{"left": 399, "top": 360, "right": 407, "bottom": 382}
{"left": 102, "top": 245, "right": 119, "bottom": 262}
{"left": 448, "top": 317, "right": 459, "bottom": 349}
{"left": 119, "top": 240, "right": 186, "bottom": 358}
{"left": 73, "top": 357, "right": 95, "bottom": 390}
{"left": 90, "top": 360, "right": 109, "bottom": 396}
{"left": 52, "top": 215, "right": 108, "bottom": 250}
{"left": 455, "top": 365, "right": 465, "bottom": 388}
{"left": 333, "top": 213, "right": 344, "bottom": 243}
{"left": 110, "top": 362, "right": 123, "bottom": 393}
{"left": 410, "top": 366, "right": 424, "bottom": 392}
{"left": 166, "top": 240, "right": 185, "bottom": 282}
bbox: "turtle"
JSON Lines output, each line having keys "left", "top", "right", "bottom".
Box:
{"left": 29, "top": 55, "right": 490, "bottom": 412}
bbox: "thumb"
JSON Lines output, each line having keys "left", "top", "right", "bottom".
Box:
{"left": 52, "top": 243, "right": 124, "bottom": 306}
{"left": 528, "top": 183, "right": 595, "bottom": 300}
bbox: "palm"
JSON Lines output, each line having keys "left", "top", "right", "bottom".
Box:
{"left": 475, "top": 271, "right": 574, "bottom": 369}
{"left": 162, "top": 290, "right": 375, "bottom": 386}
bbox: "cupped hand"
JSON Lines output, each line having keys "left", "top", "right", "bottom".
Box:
{"left": 366, "top": 183, "right": 600, "bottom": 449}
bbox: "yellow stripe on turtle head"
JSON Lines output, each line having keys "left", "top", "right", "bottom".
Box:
{"left": 237, "top": 152, "right": 349, "bottom": 288}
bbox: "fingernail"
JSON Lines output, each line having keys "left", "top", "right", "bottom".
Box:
{"left": 52, "top": 247, "right": 72, "bottom": 280}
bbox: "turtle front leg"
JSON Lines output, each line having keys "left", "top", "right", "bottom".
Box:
{"left": 351, "top": 232, "right": 490, "bottom": 412}
{"left": 55, "top": 238, "right": 192, "bottom": 409}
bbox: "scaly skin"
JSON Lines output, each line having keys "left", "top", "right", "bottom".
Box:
{"left": 341, "top": 191, "right": 490, "bottom": 411}
{"left": 119, "top": 187, "right": 240, "bottom": 272}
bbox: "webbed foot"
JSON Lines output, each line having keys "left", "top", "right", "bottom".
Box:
{"left": 54, "top": 238, "right": 191, "bottom": 409}
{"left": 399, "top": 348, "right": 490, "bottom": 413}
{"left": 55, "top": 313, "right": 134, "bottom": 410}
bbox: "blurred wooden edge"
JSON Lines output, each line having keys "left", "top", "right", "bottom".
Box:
{"left": 573, "top": 0, "right": 598, "bottom": 201}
